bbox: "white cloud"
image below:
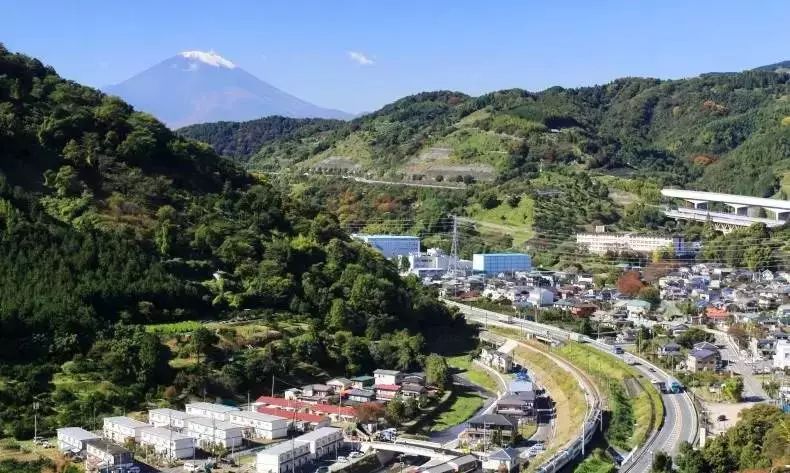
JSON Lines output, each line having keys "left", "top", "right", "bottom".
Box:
{"left": 348, "top": 51, "right": 374, "bottom": 66}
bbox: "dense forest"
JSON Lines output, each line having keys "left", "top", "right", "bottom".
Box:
{"left": 0, "top": 44, "right": 462, "bottom": 438}
{"left": 179, "top": 71, "right": 790, "bottom": 198}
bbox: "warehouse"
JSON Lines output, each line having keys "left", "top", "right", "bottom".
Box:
{"left": 472, "top": 253, "right": 531, "bottom": 274}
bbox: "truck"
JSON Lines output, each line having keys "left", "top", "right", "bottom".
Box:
{"left": 651, "top": 379, "right": 666, "bottom": 393}
{"left": 668, "top": 379, "right": 684, "bottom": 393}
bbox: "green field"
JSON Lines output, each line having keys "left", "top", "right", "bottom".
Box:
{"left": 144, "top": 320, "right": 203, "bottom": 334}
{"left": 430, "top": 392, "right": 484, "bottom": 431}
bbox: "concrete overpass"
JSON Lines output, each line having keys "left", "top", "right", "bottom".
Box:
{"left": 661, "top": 189, "right": 790, "bottom": 233}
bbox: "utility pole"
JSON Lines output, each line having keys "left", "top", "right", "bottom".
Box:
{"left": 33, "top": 401, "right": 39, "bottom": 441}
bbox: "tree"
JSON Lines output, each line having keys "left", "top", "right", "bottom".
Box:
{"left": 616, "top": 271, "right": 643, "bottom": 297}
{"left": 191, "top": 327, "right": 218, "bottom": 363}
{"left": 722, "top": 376, "right": 744, "bottom": 402}
{"left": 650, "top": 451, "right": 673, "bottom": 473}
{"left": 354, "top": 403, "right": 384, "bottom": 424}
{"left": 425, "top": 354, "right": 449, "bottom": 388}
{"left": 637, "top": 286, "right": 660, "bottom": 308}
{"left": 676, "top": 328, "right": 712, "bottom": 349}
{"left": 675, "top": 442, "right": 706, "bottom": 473}
{"left": 385, "top": 398, "right": 406, "bottom": 426}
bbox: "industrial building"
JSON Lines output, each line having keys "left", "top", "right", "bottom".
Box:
{"left": 227, "top": 410, "right": 289, "bottom": 439}
{"left": 472, "top": 253, "right": 531, "bottom": 274}
{"left": 56, "top": 427, "right": 99, "bottom": 454}
{"left": 352, "top": 234, "right": 420, "bottom": 258}
{"left": 139, "top": 427, "right": 195, "bottom": 459}
{"left": 575, "top": 232, "right": 685, "bottom": 256}
{"left": 184, "top": 402, "right": 240, "bottom": 422}
{"left": 148, "top": 408, "right": 195, "bottom": 431}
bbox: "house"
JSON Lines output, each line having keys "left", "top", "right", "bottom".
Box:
{"left": 350, "top": 376, "right": 375, "bottom": 389}
{"left": 185, "top": 417, "right": 244, "bottom": 449}
{"left": 625, "top": 300, "right": 652, "bottom": 318}
{"left": 670, "top": 324, "right": 689, "bottom": 337}
{"left": 326, "top": 378, "right": 353, "bottom": 393}
{"left": 571, "top": 303, "right": 598, "bottom": 318}
{"left": 508, "top": 380, "right": 534, "bottom": 397}
{"left": 148, "top": 408, "right": 195, "bottom": 431}
{"left": 403, "top": 373, "right": 427, "bottom": 386}
{"left": 139, "top": 427, "right": 195, "bottom": 460}
{"left": 302, "top": 384, "right": 333, "bottom": 399}
{"left": 751, "top": 338, "right": 777, "bottom": 361}
{"left": 56, "top": 427, "right": 99, "bottom": 454}
{"left": 294, "top": 427, "right": 344, "bottom": 459}
{"left": 495, "top": 393, "right": 534, "bottom": 417}
{"left": 228, "top": 410, "right": 289, "bottom": 439}
{"left": 185, "top": 402, "right": 240, "bottom": 422}
{"left": 401, "top": 383, "right": 427, "bottom": 398}
{"left": 705, "top": 306, "right": 730, "bottom": 324}
{"left": 256, "top": 436, "right": 312, "bottom": 473}
{"left": 284, "top": 388, "right": 302, "bottom": 400}
{"left": 103, "top": 416, "right": 150, "bottom": 444}
{"left": 85, "top": 439, "right": 134, "bottom": 473}
{"left": 483, "top": 448, "right": 523, "bottom": 472}
{"left": 374, "top": 369, "right": 403, "bottom": 386}
{"left": 687, "top": 349, "right": 718, "bottom": 372}
{"left": 774, "top": 340, "right": 790, "bottom": 370}
{"left": 617, "top": 329, "right": 638, "bottom": 344}
{"left": 462, "top": 413, "right": 516, "bottom": 445}
{"left": 347, "top": 389, "right": 376, "bottom": 403}
{"left": 657, "top": 342, "right": 682, "bottom": 357}
{"left": 256, "top": 407, "right": 330, "bottom": 431}
{"left": 309, "top": 404, "right": 357, "bottom": 422}
{"left": 693, "top": 341, "right": 719, "bottom": 353}
{"left": 374, "top": 384, "right": 401, "bottom": 401}
{"left": 480, "top": 347, "right": 514, "bottom": 373}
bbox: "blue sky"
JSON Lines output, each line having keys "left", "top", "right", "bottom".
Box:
{"left": 3, "top": 0, "right": 789, "bottom": 113}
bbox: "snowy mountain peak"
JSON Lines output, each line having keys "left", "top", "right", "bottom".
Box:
{"left": 179, "top": 50, "right": 236, "bottom": 69}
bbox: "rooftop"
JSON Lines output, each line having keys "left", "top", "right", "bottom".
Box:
{"left": 186, "top": 402, "right": 240, "bottom": 413}
{"left": 56, "top": 427, "right": 99, "bottom": 441}
{"left": 142, "top": 427, "right": 192, "bottom": 441}
{"left": 467, "top": 413, "right": 515, "bottom": 428}
{"left": 229, "top": 410, "right": 288, "bottom": 422}
{"left": 295, "top": 427, "right": 342, "bottom": 442}
{"left": 148, "top": 408, "right": 195, "bottom": 420}
{"left": 86, "top": 438, "right": 130, "bottom": 455}
{"left": 104, "top": 416, "right": 149, "bottom": 429}
{"left": 186, "top": 417, "right": 240, "bottom": 431}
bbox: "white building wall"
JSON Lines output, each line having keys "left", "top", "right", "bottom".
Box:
{"left": 774, "top": 340, "right": 790, "bottom": 370}
{"left": 139, "top": 428, "right": 195, "bottom": 459}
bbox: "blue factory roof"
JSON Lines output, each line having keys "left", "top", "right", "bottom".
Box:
{"left": 474, "top": 253, "right": 530, "bottom": 256}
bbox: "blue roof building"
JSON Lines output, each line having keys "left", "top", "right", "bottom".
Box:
{"left": 472, "top": 253, "right": 531, "bottom": 274}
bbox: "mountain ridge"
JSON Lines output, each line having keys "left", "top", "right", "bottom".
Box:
{"left": 104, "top": 51, "right": 352, "bottom": 128}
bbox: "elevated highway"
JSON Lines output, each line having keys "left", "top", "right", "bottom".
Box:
{"left": 661, "top": 189, "right": 789, "bottom": 233}
{"left": 444, "top": 300, "right": 698, "bottom": 473}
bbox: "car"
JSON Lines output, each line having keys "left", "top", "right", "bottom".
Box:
{"left": 315, "top": 466, "right": 330, "bottom": 473}
{"left": 336, "top": 456, "right": 349, "bottom": 463}
{"left": 349, "top": 451, "right": 364, "bottom": 459}
{"left": 648, "top": 367, "right": 656, "bottom": 372}
{"left": 717, "top": 414, "right": 727, "bottom": 422}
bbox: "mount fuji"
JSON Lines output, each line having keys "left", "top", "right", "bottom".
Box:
{"left": 103, "top": 51, "right": 351, "bottom": 128}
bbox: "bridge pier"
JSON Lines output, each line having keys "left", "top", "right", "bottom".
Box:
{"left": 725, "top": 204, "right": 750, "bottom": 216}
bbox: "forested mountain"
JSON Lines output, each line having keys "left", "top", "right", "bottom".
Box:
{"left": 0, "top": 44, "right": 460, "bottom": 437}
{"left": 180, "top": 71, "right": 790, "bottom": 198}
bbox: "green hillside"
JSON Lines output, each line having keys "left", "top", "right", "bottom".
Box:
{"left": 0, "top": 45, "right": 461, "bottom": 438}
{"left": 180, "top": 72, "right": 790, "bottom": 197}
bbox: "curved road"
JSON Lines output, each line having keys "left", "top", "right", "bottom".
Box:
{"left": 445, "top": 300, "right": 698, "bottom": 473}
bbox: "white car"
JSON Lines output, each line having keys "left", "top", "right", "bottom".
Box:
{"left": 349, "top": 451, "right": 364, "bottom": 459}
{"left": 336, "top": 456, "right": 349, "bottom": 463}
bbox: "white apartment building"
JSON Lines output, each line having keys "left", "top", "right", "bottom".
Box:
{"left": 185, "top": 417, "right": 244, "bottom": 449}
{"left": 103, "top": 416, "right": 150, "bottom": 444}
{"left": 148, "top": 408, "right": 195, "bottom": 431}
{"left": 774, "top": 340, "right": 790, "bottom": 370}
{"left": 256, "top": 439, "right": 312, "bottom": 473}
{"left": 228, "top": 410, "right": 288, "bottom": 440}
{"left": 294, "top": 427, "right": 344, "bottom": 459}
{"left": 185, "top": 402, "right": 240, "bottom": 422}
{"left": 56, "top": 427, "right": 99, "bottom": 453}
{"left": 139, "top": 426, "right": 195, "bottom": 460}
{"left": 85, "top": 438, "right": 134, "bottom": 472}
{"left": 576, "top": 233, "right": 683, "bottom": 256}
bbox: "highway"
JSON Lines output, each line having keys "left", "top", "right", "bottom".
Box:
{"left": 444, "top": 300, "right": 698, "bottom": 473}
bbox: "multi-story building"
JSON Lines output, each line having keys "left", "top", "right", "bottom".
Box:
{"left": 373, "top": 369, "right": 403, "bottom": 386}
{"left": 139, "top": 427, "right": 195, "bottom": 459}
{"left": 103, "top": 416, "right": 150, "bottom": 444}
{"left": 351, "top": 234, "right": 420, "bottom": 259}
{"left": 56, "top": 427, "right": 99, "bottom": 454}
{"left": 294, "top": 427, "right": 344, "bottom": 459}
{"left": 85, "top": 438, "right": 135, "bottom": 473}
{"left": 576, "top": 233, "right": 685, "bottom": 256}
{"left": 472, "top": 253, "right": 531, "bottom": 275}
{"left": 774, "top": 340, "right": 790, "bottom": 370}
{"left": 185, "top": 417, "right": 244, "bottom": 449}
{"left": 184, "top": 402, "right": 240, "bottom": 422}
{"left": 227, "top": 410, "right": 288, "bottom": 440}
{"left": 148, "top": 408, "right": 195, "bottom": 431}
{"left": 256, "top": 438, "right": 312, "bottom": 473}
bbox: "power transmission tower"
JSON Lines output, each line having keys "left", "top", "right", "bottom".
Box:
{"left": 448, "top": 214, "right": 459, "bottom": 276}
